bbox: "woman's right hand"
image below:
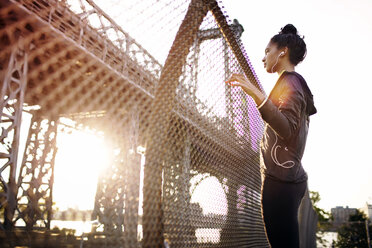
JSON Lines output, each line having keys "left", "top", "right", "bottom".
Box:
{"left": 225, "top": 73, "right": 266, "bottom": 105}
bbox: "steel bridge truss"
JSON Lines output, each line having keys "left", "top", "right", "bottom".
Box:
{"left": 0, "top": 0, "right": 259, "bottom": 234}
{"left": 0, "top": 45, "right": 28, "bottom": 230}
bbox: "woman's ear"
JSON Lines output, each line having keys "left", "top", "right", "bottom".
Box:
{"left": 281, "top": 47, "right": 289, "bottom": 57}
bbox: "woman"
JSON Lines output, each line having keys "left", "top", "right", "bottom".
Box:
{"left": 226, "top": 24, "right": 317, "bottom": 247}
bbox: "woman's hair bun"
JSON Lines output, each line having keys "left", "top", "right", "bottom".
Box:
{"left": 271, "top": 24, "right": 306, "bottom": 66}
{"left": 280, "top": 24, "right": 298, "bottom": 35}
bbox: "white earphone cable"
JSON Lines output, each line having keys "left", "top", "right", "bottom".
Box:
{"left": 271, "top": 52, "right": 283, "bottom": 73}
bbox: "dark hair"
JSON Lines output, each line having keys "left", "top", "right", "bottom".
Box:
{"left": 270, "top": 24, "right": 307, "bottom": 66}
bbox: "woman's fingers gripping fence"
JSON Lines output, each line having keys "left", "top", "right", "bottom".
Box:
{"left": 226, "top": 74, "right": 257, "bottom": 93}
{"left": 225, "top": 73, "right": 248, "bottom": 86}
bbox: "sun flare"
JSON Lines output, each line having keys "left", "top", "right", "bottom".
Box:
{"left": 53, "top": 127, "right": 110, "bottom": 211}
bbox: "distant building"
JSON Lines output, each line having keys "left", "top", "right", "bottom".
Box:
{"left": 362, "top": 203, "right": 372, "bottom": 221}
{"left": 331, "top": 206, "right": 357, "bottom": 225}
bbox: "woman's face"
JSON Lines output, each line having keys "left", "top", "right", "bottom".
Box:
{"left": 262, "top": 42, "right": 281, "bottom": 73}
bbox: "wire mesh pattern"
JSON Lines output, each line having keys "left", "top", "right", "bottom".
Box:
{"left": 0, "top": 0, "right": 316, "bottom": 247}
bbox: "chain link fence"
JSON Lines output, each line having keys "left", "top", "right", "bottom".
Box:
{"left": 0, "top": 0, "right": 316, "bottom": 247}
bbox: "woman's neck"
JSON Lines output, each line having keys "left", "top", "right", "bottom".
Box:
{"left": 276, "top": 62, "right": 295, "bottom": 75}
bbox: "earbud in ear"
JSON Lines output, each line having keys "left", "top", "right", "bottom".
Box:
{"left": 279, "top": 51, "right": 285, "bottom": 56}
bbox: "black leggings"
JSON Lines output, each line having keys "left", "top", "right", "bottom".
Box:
{"left": 262, "top": 177, "right": 307, "bottom": 248}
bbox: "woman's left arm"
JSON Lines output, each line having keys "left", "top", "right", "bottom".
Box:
{"left": 260, "top": 75, "right": 306, "bottom": 139}
{"left": 226, "top": 73, "right": 305, "bottom": 139}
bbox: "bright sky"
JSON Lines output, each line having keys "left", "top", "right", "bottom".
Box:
{"left": 223, "top": 0, "right": 372, "bottom": 211}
